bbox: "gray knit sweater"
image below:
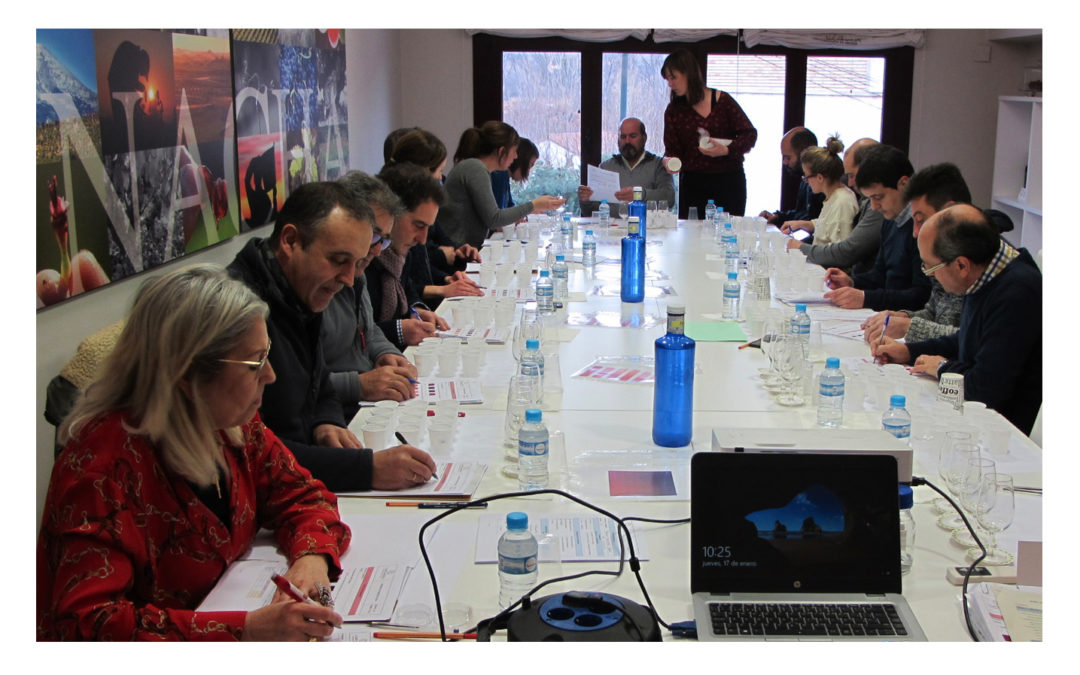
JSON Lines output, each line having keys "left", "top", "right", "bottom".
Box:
{"left": 440, "top": 158, "right": 534, "bottom": 248}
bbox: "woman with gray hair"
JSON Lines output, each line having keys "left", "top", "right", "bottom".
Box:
{"left": 37, "top": 264, "right": 350, "bottom": 641}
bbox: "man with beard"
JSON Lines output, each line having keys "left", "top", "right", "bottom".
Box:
{"left": 759, "top": 127, "right": 825, "bottom": 227}
{"left": 578, "top": 117, "right": 675, "bottom": 217}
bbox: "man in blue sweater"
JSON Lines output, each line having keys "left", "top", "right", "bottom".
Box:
{"left": 872, "top": 204, "right": 1041, "bottom": 435}
{"left": 823, "top": 145, "right": 931, "bottom": 311}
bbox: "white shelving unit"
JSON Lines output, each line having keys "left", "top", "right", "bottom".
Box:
{"left": 991, "top": 96, "right": 1042, "bottom": 254}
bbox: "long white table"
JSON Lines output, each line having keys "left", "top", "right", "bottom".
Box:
{"left": 340, "top": 218, "right": 1043, "bottom": 642}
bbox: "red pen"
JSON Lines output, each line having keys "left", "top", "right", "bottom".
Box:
{"left": 271, "top": 573, "right": 329, "bottom": 641}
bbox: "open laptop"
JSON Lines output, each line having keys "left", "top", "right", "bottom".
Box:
{"left": 690, "top": 452, "right": 927, "bottom": 641}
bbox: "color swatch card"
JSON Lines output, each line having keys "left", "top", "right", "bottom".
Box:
{"left": 437, "top": 327, "right": 511, "bottom": 343}
{"left": 414, "top": 377, "right": 484, "bottom": 403}
{"left": 608, "top": 470, "right": 678, "bottom": 497}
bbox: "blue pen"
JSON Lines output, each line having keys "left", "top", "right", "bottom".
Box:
{"left": 878, "top": 315, "right": 891, "bottom": 347}
{"left": 410, "top": 307, "right": 422, "bottom": 321}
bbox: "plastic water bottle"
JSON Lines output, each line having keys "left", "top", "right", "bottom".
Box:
{"left": 704, "top": 199, "right": 716, "bottom": 224}
{"left": 722, "top": 272, "right": 740, "bottom": 319}
{"left": 498, "top": 512, "right": 539, "bottom": 607}
{"left": 628, "top": 186, "right": 647, "bottom": 238}
{"left": 519, "top": 361, "right": 543, "bottom": 405}
{"left": 517, "top": 409, "right": 549, "bottom": 491}
{"left": 653, "top": 304, "right": 695, "bottom": 447}
{"left": 722, "top": 223, "right": 739, "bottom": 275}
{"left": 790, "top": 303, "right": 811, "bottom": 345}
{"left": 522, "top": 337, "right": 545, "bottom": 382}
{"left": 816, "top": 357, "right": 845, "bottom": 427}
{"left": 598, "top": 200, "right": 611, "bottom": 228}
{"left": 552, "top": 254, "right": 568, "bottom": 300}
{"left": 898, "top": 486, "right": 915, "bottom": 575}
{"left": 882, "top": 395, "right": 912, "bottom": 440}
{"left": 535, "top": 269, "right": 554, "bottom": 315}
{"left": 620, "top": 216, "right": 645, "bottom": 303}
{"left": 582, "top": 229, "right": 597, "bottom": 267}
{"left": 560, "top": 213, "right": 573, "bottom": 251}
{"left": 750, "top": 248, "right": 771, "bottom": 300}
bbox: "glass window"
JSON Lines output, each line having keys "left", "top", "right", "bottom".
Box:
{"left": 706, "top": 54, "right": 786, "bottom": 214}
{"left": 502, "top": 51, "right": 582, "bottom": 212}
{"left": 601, "top": 53, "right": 668, "bottom": 159}
{"left": 804, "top": 56, "right": 885, "bottom": 151}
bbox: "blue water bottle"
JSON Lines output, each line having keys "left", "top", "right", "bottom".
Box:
{"left": 653, "top": 303, "right": 695, "bottom": 447}
{"left": 628, "top": 186, "right": 647, "bottom": 238}
{"left": 621, "top": 216, "right": 645, "bottom": 303}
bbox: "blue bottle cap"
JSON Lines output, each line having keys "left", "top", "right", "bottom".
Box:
{"left": 826, "top": 357, "right": 840, "bottom": 369}
{"left": 507, "top": 512, "right": 529, "bottom": 530}
{"left": 525, "top": 339, "right": 540, "bottom": 350}
{"left": 890, "top": 395, "right": 907, "bottom": 408}
{"left": 586, "top": 229, "right": 594, "bottom": 235}
{"left": 601, "top": 199, "right": 607, "bottom": 204}
{"left": 898, "top": 485, "right": 914, "bottom": 509}
{"left": 525, "top": 408, "right": 542, "bottom": 423}
{"left": 556, "top": 254, "right": 565, "bottom": 261}
{"left": 728, "top": 272, "right": 737, "bottom": 280}
{"left": 796, "top": 304, "right": 807, "bottom": 312}
{"left": 707, "top": 199, "right": 714, "bottom": 204}
{"left": 540, "top": 269, "right": 550, "bottom": 277}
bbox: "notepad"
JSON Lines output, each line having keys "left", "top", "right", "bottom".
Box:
{"left": 684, "top": 321, "right": 747, "bottom": 342}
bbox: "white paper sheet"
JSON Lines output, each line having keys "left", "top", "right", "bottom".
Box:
{"left": 338, "top": 461, "right": 487, "bottom": 499}
{"left": 474, "top": 513, "right": 649, "bottom": 563}
{"left": 586, "top": 164, "right": 621, "bottom": 203}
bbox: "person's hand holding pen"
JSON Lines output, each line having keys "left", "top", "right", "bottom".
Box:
{"left": 871, "top": 335, "right": 910, "bottom": 365}
{"left": 413, "top": 306, "right": 449, "bottom": 331}
{"left": 401, "top": 318, "right": 438, "bottom": 345}
{"left": 241, "top": 568, "right": 342, "bottom": 641}
{"left": 862, "top": 310, "right": 910, "bottom": 344}
{"left": 822, "top": 268, "right": 865, "bottom": 309}
{"left": 371, "top": 445, "right": 438, "bottom": 489}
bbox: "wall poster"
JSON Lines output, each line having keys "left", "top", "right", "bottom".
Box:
{"left": 35, "top": 28, "right": 347, "bottom": 308}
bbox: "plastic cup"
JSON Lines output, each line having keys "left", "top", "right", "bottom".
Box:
{"left": 437, "top": 351, "right": 458, "bottom": 377}
{"left": 460, "top": 349, "right": 482, "bottom": 377}
{"left": 428, "top": 421, "right": 455, "bottom": 457}
{"left": 361, "top": 423, "right": 389, "bottom": 451}
{"left": 414, "top": 350, "right": 436, "bottom": 377}
{"left": 688, "top": 206, "right": 699, "bottom": 222}
{"left": 433, "top": 399, "right": 461, "bottom": 420}
{"left": 983, "top": 415, "right": 1012, "bottom": 456}
{"left": 508, "top": 239, "right": 523, "bottom": 262}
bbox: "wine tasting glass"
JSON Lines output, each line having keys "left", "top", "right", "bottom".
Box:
{"left": 949, "top": 457, "right": 996, "bottom": 547}
{"left": 936, "top": 441, "right": 980, "bottom": 529}
{"left": 933, "top": 430, "right": 974, "bottom": 513}
{"left": 774, "top": 335, "right": 806, "bottom": 406}
{"left": 760, "top": 311, "right": 787, "bottom": 389}
{"left": 969, "top": 474, "right": 1015, "bottom": 565}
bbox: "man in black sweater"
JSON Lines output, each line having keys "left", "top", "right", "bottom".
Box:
{"left": 823, "top": 145, "right": 931, "bottom": 311}
{"left": 228, "top": 180, "right": 436, "bottom": 491}
{"left": 872, "top": 204, "right": 1041, "bottom": 435}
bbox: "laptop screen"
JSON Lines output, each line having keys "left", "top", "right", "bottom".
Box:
{"left": 690, "top": 452, "right": 901, "bottom": 595}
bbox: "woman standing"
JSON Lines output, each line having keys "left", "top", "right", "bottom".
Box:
{"left": 440, "top": 121, "right": 564, "bottom": 248}
{"left": 37, "top": 265, "right": 350, "bottom": 640}
{"left": 781, "top": 137, "right": 859, "bottom": 247}
{"left": 661, "top": 49, "right": 757, "bottom": 218}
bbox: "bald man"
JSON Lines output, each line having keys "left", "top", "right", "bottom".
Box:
{"left": 873, "top": 204, "right": 1042, "bottom": 435}
{"left": 787, "top": 137, "right": 882, "bottom": 275}
{"left": 759, "top": 127, "right": 825, "bottom": 226}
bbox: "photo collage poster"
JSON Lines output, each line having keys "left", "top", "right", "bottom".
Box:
{"left": 35, "top": 28, "right": 348, "bottom": 308}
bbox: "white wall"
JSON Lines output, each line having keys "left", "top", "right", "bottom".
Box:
{"left": 398, "top": 30, "right": 474, "bottom": 162}
{"left": 346, "top": 29, "right": 402, "bottom": 172}
{"left": 909, "top": 29, "right": 1041, "bottom": 206}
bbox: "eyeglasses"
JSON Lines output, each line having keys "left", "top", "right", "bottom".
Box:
{"left": 218, "top": 338, "right": 272, "bottom": 374}
{"left": 371, "top": 230, "right": 389, "bottom": 250}
{"left": 921, "top": 259, "right": 954, "bottom": 276}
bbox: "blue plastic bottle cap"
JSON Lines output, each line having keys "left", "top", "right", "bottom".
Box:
{"left": 586, "top": 230, "right": 594, "bottom": 235}
{"left": 556, "top": 254, "right": 565, "bottom": 261}
{"left": 525, "top": 339, "right": 540, "bottom": 350}
{"left": 826, "top": 357, "right": 840, "bottom": 369}
{"left": 525, "top": 408, "right": 542, "bottom": 423}
{"left": 796, "top": 304, "right": 807, "bottom": 312}
{"left": 728, "top": 272, "right": 737, "bottom": 280}
{"left": 898, "top": 485, "right": 914, "bottom": 509}
{"left": 507, "top": 512, "right": 528, "bottom": 530}
{"left": 890, "top": 395, "right": 906, "bottom": 408}
{"left": 540, "top": 269, "right": 550, "bottom": 277}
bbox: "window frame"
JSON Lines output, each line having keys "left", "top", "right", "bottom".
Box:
{"left": 472, "top": 32, "right": 913, "bottom": 212}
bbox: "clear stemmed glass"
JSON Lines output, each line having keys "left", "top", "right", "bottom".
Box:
{"left": 936, "top": 441, "right": 980, "bottom": 529}
{"left": 969, "top": 474, "right": 1016, "bottom": 565}
{"left": 774, "top": 335, "right": 806, "bottom": 406}
{"left": 512, "top": 310, "right": 541, "bottom": 362}
{"left": 760, "top": 312, "right": 787, "bottom": 390}
{"left": 950, "top": 457, "right": 996, "bottom": 547}
{"left": 934, "top": 431, "right": 974, "bottom": 513}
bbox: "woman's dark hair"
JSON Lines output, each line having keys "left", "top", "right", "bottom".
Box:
{"left": 382, "top": 127, "right": 418, "bottom": 165}
{"left": 509, "top": 138, "right": 539, "bottom": 180}
{"left": 388, "top": 129, "right": 447, "bottom": 175}
{"left": 661, "top": 49, "right": 706, "bottom": 106}
{"left": 453, "top": 121, "right": 520, "bottom": 164}
{"left": 800, "top": 136, "right": 846, "bottom": 182}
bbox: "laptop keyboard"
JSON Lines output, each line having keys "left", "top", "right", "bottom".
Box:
{"left": 708, "top": 602, "right": 908, "bottom": 637}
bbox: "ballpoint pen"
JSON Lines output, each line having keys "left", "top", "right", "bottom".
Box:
{"left": 395, "top": 432, "right": 438, "bottom": 479}
{"left": 878, "top": 315, "right": 891, "bottom": 348}
{"left": 271, "top": 573, "right": 332, "bottom": 641}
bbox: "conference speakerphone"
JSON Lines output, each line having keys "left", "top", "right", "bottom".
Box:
{"left": 710, "top": 428, "right": 914, "bottom": 482}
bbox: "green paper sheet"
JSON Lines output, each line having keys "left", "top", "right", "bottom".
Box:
{"left": 684, "top": 321, "right": 748, "bottom": 342}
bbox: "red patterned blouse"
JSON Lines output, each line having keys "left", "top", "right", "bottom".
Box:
{"left": 662, "top": 89, "right": 758, "bottom": 174}
{"left": 36, "top": 412, "right": 351, "bottom": 641}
